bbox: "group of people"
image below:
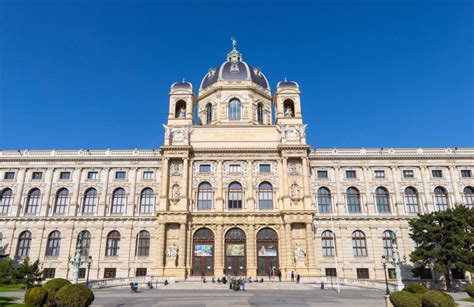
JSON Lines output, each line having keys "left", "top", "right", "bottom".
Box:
{"left": 290, "top": 271, "right": 302, "bottom": 284}
{"left": 267, "top": 266, "right": 283, "bottom": 282}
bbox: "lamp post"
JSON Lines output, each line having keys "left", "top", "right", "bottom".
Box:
{"left": 381, "top": 255, "right": 390, "bottom": 295}
{"left": 70, "top": 231, "right": 85, "bottom": 284}
{"left": 86, "top": 256, "right": 93, "bottom": 287}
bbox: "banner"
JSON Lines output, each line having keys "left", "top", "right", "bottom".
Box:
{"left": 226, "top": 244, "right": 245, "bottom": 256}
{"left": 258, "top": 244, "right": 277, "bottom": 257}
{"left": 194, "top": 244, "right": 213, "bottom": 257}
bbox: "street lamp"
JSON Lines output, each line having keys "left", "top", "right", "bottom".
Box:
{"left": 86, "top": 256, "right": 93, "bottom": 287}
{"left": 381, "top": 255, "right": 390, "bottom": 295}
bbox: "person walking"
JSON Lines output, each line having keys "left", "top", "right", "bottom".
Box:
{"left": 291, "top": 271, "right": 294, "bottom": 282}
{"left": 268, "top": 267, "right": 272, "bottom": 281}
{"left": 277, "top": 269, "right": 282, "bottom": 282}
{"left": 296, "top": 273, "right": 301, "bottom": 284}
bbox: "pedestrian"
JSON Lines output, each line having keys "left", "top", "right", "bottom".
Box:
{"left": 291, "top": 271, "right": 294, "bottom": 282}
{"left": 268, "top": 267, "right": 272, "bottom": 281}
{"left": 296, "top": 273, "right": 301, "bottom": 284}
{"left": 277, "top": 269, "right": 282, "bottom": 282}
{"left": 240, "top": 278, "right": 245, "bottom": 291}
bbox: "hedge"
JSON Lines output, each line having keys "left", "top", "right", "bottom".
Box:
{"left": 421, "top": 290, "right": 455, "bottom": 307}
{"left": 24, "top": 286, "right": 48, "bottom": 307}
{"left": 54, "top": 284, "right": 94, "bottom": 307}
{"left": 43, "top": 278, "right": 71, "bottom": 305}
{"left": 403, "top": 283, "right": 428, "bottom": 294}
{"left": 389, "top": 291, "right": 421, "bottom": 307}
{"left": 466, "top": 284, "right": 474, "bottom": 298}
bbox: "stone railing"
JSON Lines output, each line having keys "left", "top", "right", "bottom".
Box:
{"left": 0, "top": 149, "right": 162, "bottom": 158}
{"left": 84, "top": 276, "right": 175, "bottom": 289}
{"left": 302, "top": 276, "right": 397, "bottom": 291}
{"left": 311, "top": 147, "right": 474, "bottom": 157}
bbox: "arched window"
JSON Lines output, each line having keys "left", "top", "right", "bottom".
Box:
{"left": 46, "top": 231, "right": 61, "bottom": 257}
{"left": 229, "top": 99, "right": 241, "bottom": 120}
{"left": 106, "top": 231, "right": 120, "bottom": 256}
{"left": 224, "top": 228, "right": 246, "bottom": 276}
{"left": 0, "top": 188, "right": 13, "bottom": 215}
{"left": 434, "top": 186, "right": 449, "bottom": 211}
{"left": 140, "top": 188, "right": 155, "bottom": 214}
{"left": 283, "top": 99, "right": 295, "bottom": 118}
{"left": 382, "top": 230, "right": 396, "bottom": 257}
{"left": 258, "top": 182, "right": 273, "bottom": 209}
{"left": 175, "top": 100, "right": 186, "bottom": 118}
{"left": 83, "top": 188, "right": 97, "bottom": 214}
{"left": 111, "top": 188, "right": 126, "bottom": 214}
{"left": 321, "top": 230, "right": 335, "bottom": 257}
{"left": 25, "top": 188, "right": 41, "bottom": 215}
{"left": 463, "top": 186, "right": 474, "bottom": 207}
{"left": 376, "top": 187, "right": 391, "bottom": 213}
{"left": 317, "top": 187, "right": 331, "bottom": 213}
{"left": 54, "top": 188, "right": 69, "bottom": 214}
{"left": 256, "top": 103, "right": 264, "bottom": 124}
{"left": 346, "top": 187, "right": 361, "bottom": 213}
{"left": 77, "top": 230, "right": 91, "bottom": 257}
{"left": 206, "top": 103, "right": 213, "bottom": 124}
{"left": 256, "top": 228, "right": 278, "bottom": 275}
{"left": 136, "top": 230, "right": 150, "bottom": 257}
{"left": 404, "top": 187, "right": 420, "bottom": 213}
{"left": 193, "top": 228, "right": 215, "bottom": 276}
{"left": 352, "top": 230, "right": 367, "bottom": 257}
{"left": 228, "top": 182, "right": 243, "bottom": 209}
{"left": 16, "top": 231, "right": 32, "bottom": 258}
{"left": 197, "top": 182, "right": 213, "bottom": 210}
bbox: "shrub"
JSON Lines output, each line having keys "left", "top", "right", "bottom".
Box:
{"left": 466, "top": 284, "right": 474, "bottom": 298}
{"left": 389, "top": 290, "right": 421, "bottom": 307}
{"left": 403, "top": 283, "right": 428, "bottom": 294}
{"left": 421, "top": 290, "right": 455, "bottom": 307}
{"left": 43, "top": 278, "right": 71, "bottom": 305}
{"left": 24, "top": 286, "right": 48, "bottom": 307}
{"left": 54, "top": 284, "right": 94, "bottom": 307}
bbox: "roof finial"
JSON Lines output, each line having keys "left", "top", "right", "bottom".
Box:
{"left": 231, "top": 35, "right": 237, "bottom": 50}
{"left": 182, "top": 77, "right": 185, "bottom": 83}
{"left": 284, "top": 77, "right": 288, "bottom": 82}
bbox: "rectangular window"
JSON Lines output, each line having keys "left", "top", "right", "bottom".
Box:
{"left": 136, "top": 268, "right": 147, "bottom": 277}
{"left": 356, "top": 268, "right": 370, "bottom": 279}
{"left": 79, "top": 268, "right": 86, "bottom": 279}
{"left": 432, "top": 170, "right": 443, "bottom": 178}
{"left": 199, "top": 164, "right": 211, "bottom": 173}
{"left": 374, "top": 170, "right": 385, "bottom": 178}
{"left": 229, "top": 164, "right": 241, "bottom": 173}
{"left": 4, "top": 172, "right": 15, "bottom": 180}
{"left": 43, "top": 268, "right": 56, "bottom": 279}
{"left": 403, "top": 170, "right": 414, "bottom": 178}
{"left": 115, "top": 171, "right": 126, "bottom": 180}
{"left": 259, "top": 164, "right": 271, "bottom": 173}
{"left": 461, "top": 170, "right": 472, "bottom": 178}
{"left": 87, "top": 171, "right": 99, "bottom": 180}
{"left": 103, "top": 268, "right": 116, "bottom": 279}
{"left": 317, "top": 170, "right": 328, "bottom": 179}
{"left": 143, "top": 171, "right": 154, "bottom": 180}
{"left": 32, "top": 172, "right": 43, "bottom": 180}
{"left": 419, "top": 268, "right": 433, "bottom": 279}
{"left": 325, "top": 268, "right": 337, "bottom": 277}
{"left": 346, "top": 170, "right": 356, "bottom": 178}
{"left": 388, "top": 268, "right": 396, "bottom": 279}
{"left": 451, "top": 268, "right": 465, "bottom": 279}
{"left": 59, "top": 171, "right": 70, "bottom": 180}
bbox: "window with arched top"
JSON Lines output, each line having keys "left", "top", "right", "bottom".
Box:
{"left": 140, "top": 188, "right": 155, "bottom": 214}
{"left": 175, "top": 100, "right": 186, "bottom": 118}
{"left": 346, "top": 187, "right": 361, "bottom": 213}
{"left": 54, "top": 188, "right": 69, "bottom": 214}
{"left": 228, "top": 182, "right": 243, "bottom": 209}
{"left": 16, "top": 231, "right": 32, "bottom": 258}
{"left": 25, "top": 188, "right": 41, "bottom": 215}
{"left": 136, "top": 230, "right": 150, "bottom": 257}
{"left": 0, "top": 188, "right": 13, "bottom": 215}
{"left": 434, "top": 186, "right": 449, "bottom": 211}
{"left": 206, "top": 103, "right": 212, "bottom": 124}
{"left": 283, "top": 99, "right": 295, "bottom": 118}
{"left": 197, "top": 182, "right": 213, "bottom": 210}
{"left": 376, "top": 187, "right": 391, "bottom": 213}
{"left": 404, "top": 187, "right": 420, "bottom": 213}
{"left": 106, "top": 231, "right": 120, "bottom": 256}
{"left": 317, "top": 187, "right": 332, "bottom": 213}
{"left": 463, "top": 186, "right": 474, "bottom": 207}
{"left": 382, "top": 230, "right": 396, "bottom": 257}
{"left": 256, "top": 103, "right": 264, "bottom": 124}
{"left": 229, "top": 99, "right": 241, "bottom": 120}
{"left": 352, "top": 230, "right": 367, "bottom": 257}
{"left": 111, "top": 188, "right": 126, "bottom": 214}
{"left": 321, "top": 230, "right": 336, "bottom": 257}
{"left": 46, "top": 231, "right": 61, "bottom": 257}
{"left": 77, "top": 230, "right": 91, "bottom": 257}
{"left": 258, "top": 182, "right": 273, "bottom": 209}
{"left": 83, "top": 188, "right": 97, "bottom": 214}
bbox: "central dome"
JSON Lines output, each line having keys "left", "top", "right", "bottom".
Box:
{"left": 199, "top": 44, "right": 270, "bottom": 91}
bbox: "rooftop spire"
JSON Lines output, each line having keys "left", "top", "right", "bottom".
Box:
{"left": 227, "top": 35, "right": 243, "bottom": 62}
{"left": 231, "top": 35, "right": 237, "bottom": 50}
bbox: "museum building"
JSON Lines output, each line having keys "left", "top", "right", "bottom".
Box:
{"left": 0, "top": 43, "right": 473, "bottom": 282}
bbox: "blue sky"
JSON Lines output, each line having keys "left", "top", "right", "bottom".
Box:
{"left": 1, "top": 0, "right": 472, "bottom": 150}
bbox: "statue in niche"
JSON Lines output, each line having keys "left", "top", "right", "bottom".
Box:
{"left": 294, "top": 243, "right": 306, "bottom": 261}
{"left": 178, "top": 107, "right": 186, "bottom": 118}
{"left": 169, "top": 161, "right": 182, "bottom": 176}
{"left": 171, "top": 184, "right": 180, "bottom": 201}
{"left": 290, "top": 183, "right": 300, "bottom": 199}
{"left": 166, "top": 243, "right": 178, "bottom": 260}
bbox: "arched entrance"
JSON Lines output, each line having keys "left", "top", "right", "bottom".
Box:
{"left": 225, "top": 228, "right": 246, "bottom": 276}
{"left": 192, "top": 228, "right": 214, "bottom": 276}
{"left": 257, "top": 228, "right": 279, "bottom": 276}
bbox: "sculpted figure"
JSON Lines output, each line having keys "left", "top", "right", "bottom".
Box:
{"left": 294, "top": 243, "right": 306, "bottom": 261}
{"left": 178, "top": 107, "right": 186, "bottom": 118}
{"left": 284, "top": 107, "right": 293, "bottom": 118}
{"left": 291, "top": 183, "right": 300, "bottom": 198}
{"left": 171, "top": 184, "right": 180, "bottom": 200}
{"left": 166, "top": 243, "right": 178, "bottom": 259}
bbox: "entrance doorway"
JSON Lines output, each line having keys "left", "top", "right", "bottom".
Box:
{"left": 192, "top": 228, "right": 214, "bottom": 276}
{"left": 224, "top": 228, "right": 246, "bottom": 276}
{"left": 257, "top": 228, "right": 279, "bottom": 276}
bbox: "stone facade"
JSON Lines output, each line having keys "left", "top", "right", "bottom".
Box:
{"left": 0, "top": 44, "right": 473, "bottom": 282}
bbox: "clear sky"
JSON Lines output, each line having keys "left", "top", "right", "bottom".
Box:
{"left": 1, "top": 0, "right": 473, "bottom": 150}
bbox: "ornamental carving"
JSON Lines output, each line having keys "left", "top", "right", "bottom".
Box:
{"left": 290, "top": 183, "right": 301, "bottom": 199}
{"left": 288, "top": 160, "right": 302, "bottom": 175}
{"left": 294, "top": 243, "right": 306, "bottom": 261}
{"left": 278, "top": 124, "right": 307, "bottom": 142}
{"left": 169, "top": 160, "right": 183, "bottom": 176}
{"left": 163, "top": 125, "right": 193, "bottom": 145}
{"left": 171, "top": 184, "right": 180, "bottom": 202}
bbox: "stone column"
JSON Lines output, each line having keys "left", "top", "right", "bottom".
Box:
{"left": 419, "top": 166, "right": 434, "bottom": 213}
{"left": 178, "top": 223, "right": 186, "bottom": 268}
{"left": 282, "top": 158, "right": 289, "bottom": 209}
{"left": 285, "top": 223, "right": 293, "bottom": 271}
{"left": 156, "top": 223, "right": 166, "bottom": 274}
{"left": 215, "top": 225, "right": 224, "bottom": 275}
{"left": 12, "top": 169, "right": 26, "bottom": 217}
{"left": 277, "top": 160, "right": 284, "bottom": 209}
{"left": 247, "top": 225, "right": 256, "bottom": 276}
{"left": 305, "top": 223, "right": 316, "bottom": 275}
{"left": 128, "top": 167, "right": 138, "bottom": 216}
{"left": 279, "top": 223, "right": 287, "bottom": 275}
{"left": 334, "top": 167, "right": 344, "bottom": 214}
{"left": 246, "top": 161, "right": 254, "bottom": 210}
{"left": 71, "top": 168, "right": 82, "bottom": 216}
{"left": 182, "top": 159, "right": 189, "bottom": 209}
{"left": 448, "top": 166, "right": 462, "bottom": 205}
{"left": 363, "top": 167, "right": 375, "bottom": 214}
{"left": 98, "top": 168, "right": 110, "bottom": 216}
{"left": 216, "top": 161, "right": 223, "bottom": 211}
{"left": 302, "top": 157, "right": 312, "bottom": 209}
{"left": 40, "top": 168, "right": 54, "bottom": 217}
{"left": 390, "top": 166, "right": 404, "bottom": 215}
{"left": 159, "top": 158, "right": 169, "bottom": 211}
